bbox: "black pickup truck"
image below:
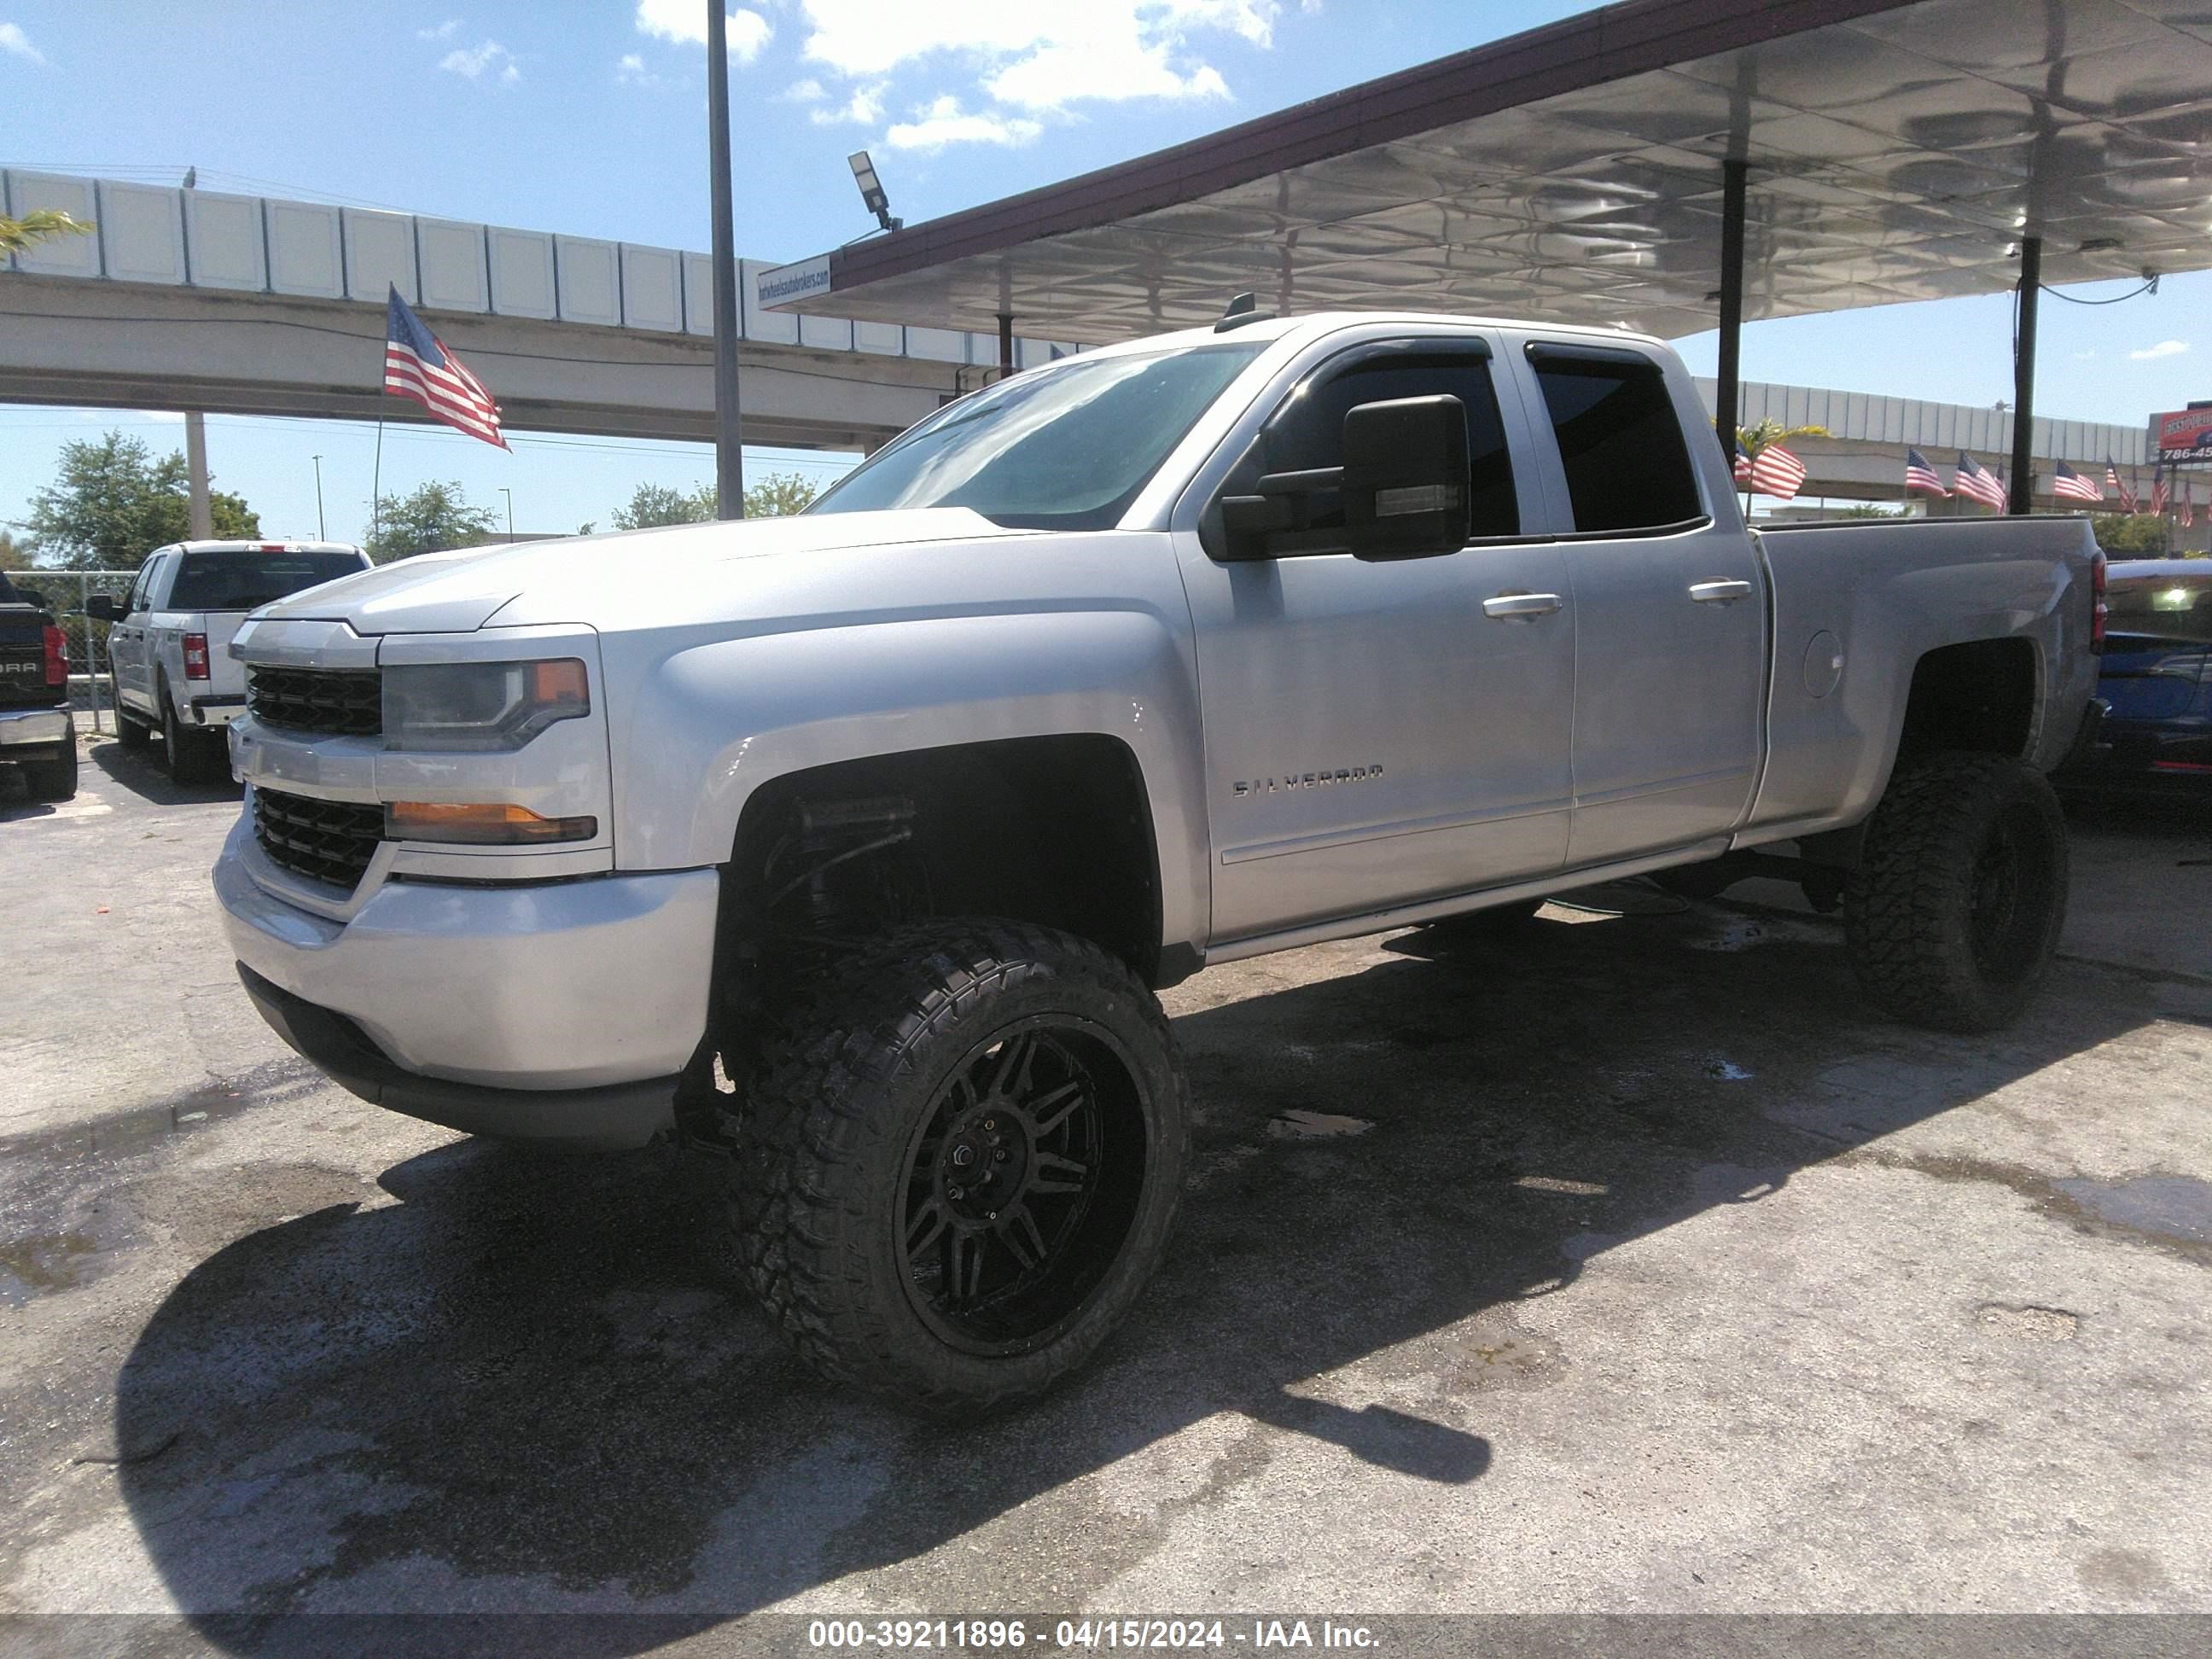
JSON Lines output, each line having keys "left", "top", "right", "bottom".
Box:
{"left": 0, "top": 570, "right": 77, "bottom": 802}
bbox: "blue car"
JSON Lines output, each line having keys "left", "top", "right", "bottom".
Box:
{"left": 2061, "top": 559, "right": 2212, "bottom": 795}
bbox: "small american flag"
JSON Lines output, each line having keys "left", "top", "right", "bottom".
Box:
{"left": 1732, "top": 444, "right": 1754, "bottom": 486}
{"left": 1953, "top": 453, "right": 2005, "bottom": 509}
{"left": 1904, "top": 449, "right": 1947, "bottom": 498}
{"left": 2184, "top": 480, "right": 2196, "bottom": 530}
{"left": 2051, "top": 460, "right": 2103, "bottom": 504}
{"left": 384, "top": 286, "right": 508, "bottom": 450}
{"left": 1749, "top": 443, "right": 1807, "bottom": 501}
{"left": 2106, "top": 457, "right": 2137, "bottom": 514}
{"left": 2150, "top": 466, "right": 2169, "bottom": 516}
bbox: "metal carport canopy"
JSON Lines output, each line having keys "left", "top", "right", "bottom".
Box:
{"left": 766, "top": 0, "right": 2212, "bottom": 346}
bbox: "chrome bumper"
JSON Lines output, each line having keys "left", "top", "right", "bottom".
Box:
{"left": 214, "top": 813, "right": 719, "bottom": 1097}
{"left": 0, "top": 706, "right": 71, "bottom": 748}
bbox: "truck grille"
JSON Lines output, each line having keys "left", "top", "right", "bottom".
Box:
{"left": 247, "top": 666, "right": 381, "bottom": 737}
{"left": 253, "top": 788, "right": 384, "bottom": 890}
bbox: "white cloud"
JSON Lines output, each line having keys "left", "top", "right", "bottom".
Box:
{"left": 799, "top": 1, "right": 1272, "bottom": 85}
{"left": 810, "top": 82, "right": 886, "bottom": 126}
{"left": 439, "top": 39, "right": 520, "bottom": 83}
{"left": 0, "top": 21, "right": 45, "bottom": 63}
{"left": 636, "top": 0, "right": 772, "bottom": 61}
{"left": 987, "top": 41, "right": 1229, "bottom": 110}
{"left": 885, "top": 95, "right": 1042, "bottom": 152}
{"left": 617, "top": 52, "right": 657, "bottom": 85}
{"left": 782, "top": 77, "right": 827, "bottom": 102}
{"left": 416, "top": 18, "right": 461, "bottom": 41}
{"left": 2131, "top": 339, "right": 2189, "bottom": 361}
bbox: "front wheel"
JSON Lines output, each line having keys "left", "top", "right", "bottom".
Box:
{"left": 1845, "top": 753, "right": 2069, "bottom": 1033}
{"left": 113, "top": 676, "right": 151, "bottom": 751}
{"left": 728, "top": 919, "right": 1189, "bottom": 1413}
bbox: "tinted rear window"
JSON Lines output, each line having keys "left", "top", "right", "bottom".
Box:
{"left": 168, "top": 552, "right": 364, "bottom": 611}
{"left": 2108, "top": 574, "right": 2212, "bottom": 643}
{"left": 1532, "top": 352, "right": 1703, "bottom": 533}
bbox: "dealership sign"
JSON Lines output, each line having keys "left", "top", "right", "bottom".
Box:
{"left": 2153, "top": 405, "right": 2212, "bottom": 463}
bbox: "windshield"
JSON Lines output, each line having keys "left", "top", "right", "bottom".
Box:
{"left": 168, "top": 550, "right": 365, "bottom": 611}
{"left": 809, "top": 342, "right": 1267, "bottom": 531}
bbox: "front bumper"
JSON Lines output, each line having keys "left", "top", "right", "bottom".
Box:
{"left": 0, "top": 706, "right": 72, "bottom": 750}
{"left": 215, "top": 814, "right": 719, "bottom": 1142}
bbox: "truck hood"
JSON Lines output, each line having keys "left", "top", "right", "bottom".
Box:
{"left": 248, "top": 509, "right": 1029, "bottom": 636}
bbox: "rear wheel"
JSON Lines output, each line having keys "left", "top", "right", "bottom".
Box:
{"left": 1845, "top": 753, "right": 2069, "bottom": 1033}
{"left": 728, "top": 919, "right": 1188, "bottom": 1413}
{"left": 18, "top": 742, "right": 78, "bottom": 802}
{"left": 160, "top": 683, "right": 224, "bottom": 785}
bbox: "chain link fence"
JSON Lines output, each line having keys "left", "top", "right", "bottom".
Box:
{"left": 6, "top": 570, "right": 136, "bottom": 735}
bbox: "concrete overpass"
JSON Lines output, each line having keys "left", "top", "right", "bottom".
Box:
{"left": 0, "top": 169, "right": 1083, "bottom": 447}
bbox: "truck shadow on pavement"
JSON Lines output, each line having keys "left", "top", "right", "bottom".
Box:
{"left": 110, "top": 900, "right": 2173, "bottom": 1639}
{"left": 84, "top": 736, "right": 242, "bottom": 806}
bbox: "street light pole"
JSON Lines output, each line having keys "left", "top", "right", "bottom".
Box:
{"left": 311, "top": 454, "right": 326, "bottom": 540}
{"left": 499, "top": 486, "right": 514, "bottom": 540}
{"left": 706, "top": 0, "right": 746, "bottom": 519}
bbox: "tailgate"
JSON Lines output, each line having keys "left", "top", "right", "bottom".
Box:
{"left": 0, "top": 605, "right": 52, "bottom": 707}
{"left": 202, "top": 613, "right": 250, "bottom": 696}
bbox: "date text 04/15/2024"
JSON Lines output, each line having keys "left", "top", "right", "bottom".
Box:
{"left": 806, "top": 1620, "right": 1381, "bottom": 1650}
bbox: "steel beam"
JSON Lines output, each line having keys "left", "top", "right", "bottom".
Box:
{"left": 2009, "top": 235, "right": 2040, "bottom": 515}
{"left": 1714, "top": 158, "right": 1748, "bottom": 464}
{"left": 707, "top": 0, "right": 747, "bottom": 518}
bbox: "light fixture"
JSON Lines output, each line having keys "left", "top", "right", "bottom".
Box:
{"left": 848, "top": 151, "right": 900, "bottom": 234}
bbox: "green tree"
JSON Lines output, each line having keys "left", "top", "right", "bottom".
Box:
{"left": 611, "top": 482, "right": 714, "bottom": 530}
{"left": 366, "top": 480, "right": 497, "bottom": 562}
{"left": 1834, "top": 504, "right": 1906, "bottom": 519}
{"left": 0, "top": 209, "right": 95, "bottom": 259}
{"left": 2092, "top": 513, "right": 2171, "bottom": 558}
{"left": 0, "top": 530, "right": 31, "bottom": 572}
{"left": 22, "top": 431, "right": 259, "bottom": 570}
{"left": 744, "top": 471, "right": 820, "bottom": 517}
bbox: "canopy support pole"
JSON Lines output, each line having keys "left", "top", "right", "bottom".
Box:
{"left": 1714, "top": 158, "right": 1747, "bottom": 463}
{"left": 998, "top": 312, "right": 1015, "bottom": 379}
{"left": 707, "top": 0, "right": 746, "bottom": 520}
{"left": 2009, "top": 235, "right": 2040, "bottom": 515}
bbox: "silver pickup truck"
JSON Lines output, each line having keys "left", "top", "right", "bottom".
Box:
{"left": 214, "top": 311, "right": 2103, "bottom": 1410}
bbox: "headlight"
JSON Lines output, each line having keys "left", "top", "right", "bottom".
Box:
{"left": 381, "top": 660, "right": 589, "bottom": 752}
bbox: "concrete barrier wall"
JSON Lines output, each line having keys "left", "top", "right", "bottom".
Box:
{"left": 3, "top": 170, "right": 1081, "bottom": 370}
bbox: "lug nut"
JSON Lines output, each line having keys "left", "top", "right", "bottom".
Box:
{"left": 994, "top": 1148, "right": 1010, "bottom": 1161}
{"left": 949, "top": 1185, "right": 965, "bottom": 1202}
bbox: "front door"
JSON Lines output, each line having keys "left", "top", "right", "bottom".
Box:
{"left": 112, "top": 551, "right": 164, "bottom": 715}
{"left": 1517, "top": 345, "right": 1767, "bottom": 865}
{"left": 1180, "top": 335, "right": 1578, "bottom": 945}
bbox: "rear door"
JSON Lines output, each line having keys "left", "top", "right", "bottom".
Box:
{"left": 1514, "top": 342, "right": 1767, "bottom": 866}
{"left": 112, "top": 551, "right": 168, "bottom": 714}
{"left": 1179, "top": 331, "right": 1578, "bottom": 943}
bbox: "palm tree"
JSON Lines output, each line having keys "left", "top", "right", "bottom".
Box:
{"left": 1732, "top": 417, "right": 1830, "bottom": 514}
{"left": 0, "top": 209, "right": 96, "bottom": 259}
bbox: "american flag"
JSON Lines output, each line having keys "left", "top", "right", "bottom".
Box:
{"left": 2051, "top": 460, "right": 2104, "bottom": 504}
{"left": 2106, "top": 457, "right": 2138, "bottom": 514}
{"left": 2150, "top": 466, "right": 2169, "bottom": 516}
{"left": 1749, "top": 443, "right": 1807, "bottom": 500}
{"left": 1953, "top": 453, "right": 2006, "bottom": 509}
{"left": 1732, "top": 444, "right": 1754, "bottom": 487}
{"left": 2184, "top": 480, "right": 2197, "bottom": 530}
{"left": 384, "top": 286, "right": 508, "bottom": 450}
{"left": 1904, "top": 448, "right": 1948, "bottom": 498}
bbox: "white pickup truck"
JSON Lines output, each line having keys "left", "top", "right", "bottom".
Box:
{"left": 213, "top": 311, "right": 2104, "bottom": 1410}
{"left": 87, "top": 541, "right": 371, "bottom": 783}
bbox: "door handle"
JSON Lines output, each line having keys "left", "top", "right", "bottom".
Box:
{"left": 1482, "top": 592, "right": 1564, "bottom": 620}
{"left": 1689, "top": 579, "right": 1754, "bottom": 604}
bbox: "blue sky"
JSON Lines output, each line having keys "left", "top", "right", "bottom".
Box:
{"left": 2, "top": 0, "right": 2203, "bottom": 552}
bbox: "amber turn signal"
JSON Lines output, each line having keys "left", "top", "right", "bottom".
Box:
{"left": 384, "top": 800, "right": 598, "bottom": 846}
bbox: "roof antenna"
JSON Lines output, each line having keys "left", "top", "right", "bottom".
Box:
{"left": 1215, "top": 291, "right": 1272, "bottom": 332}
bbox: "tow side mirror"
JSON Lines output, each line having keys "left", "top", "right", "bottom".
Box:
{"left": 84, "top": 594, "right": 122, "bottom": 622}
{"left": 1339, "top": 394, "right": 1470, "bottom": 561}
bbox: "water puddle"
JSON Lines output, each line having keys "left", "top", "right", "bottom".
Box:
{"left": 0, "top": 1060, "right": 322, "bottom": 1163}
{"left": 2055, "top": 1174, "right": 2212, "bottom": 1246}
{"left": 1266, "top": 1109, "right": 1375, "bottom": 1140}
{"left": 0, "top": 1231, "right": 98, "bottom": 1305}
